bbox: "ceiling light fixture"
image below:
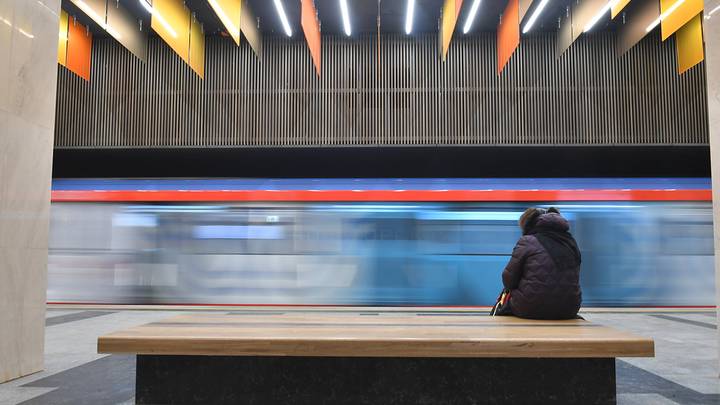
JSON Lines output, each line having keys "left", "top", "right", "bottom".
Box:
{"left": 584, "top": 0, "right": 621, "bottom": 33}
{"left": 463, "top": 0, "right": 482, "bottom": 34}
{"left": 646, "top": 0, "right": 686, "bottom": 32}
{"left": 138, "top": 0, "right": 177, "bottom": 38}
{"left": 273, "top": 0, "right": 292, "bottom": 37}
{"left": 522, "top": 0, "right": 549, "bottom": 34}
{"left": 405, "top": 0, "right": 415, "bottom": 35}
{"left": 340, "top": 0, "right": 351, "bottom": 36}
{"left": 209, "top": 0, "right": 239, "bottom": 35}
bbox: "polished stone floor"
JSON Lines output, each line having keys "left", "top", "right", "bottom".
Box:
{"left": 0, "top": 308, "right": 717, "bottom": 404}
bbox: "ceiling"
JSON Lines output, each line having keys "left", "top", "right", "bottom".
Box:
{"left": 62, "top": 0, "right": 619, "bottom": 39}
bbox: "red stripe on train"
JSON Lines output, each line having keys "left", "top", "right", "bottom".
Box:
{"left": 50, "top": 189, "right": 712, "bottom": 202}
{"left": 46, "top": 302, "right": 717, "bottom": 308}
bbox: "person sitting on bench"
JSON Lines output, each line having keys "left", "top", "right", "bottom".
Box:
{"left": 500, "top": 207, "right": 582, "bottom": 320}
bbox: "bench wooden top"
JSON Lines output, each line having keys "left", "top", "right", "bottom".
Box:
{"left": 98, "top": 310, "right": 654, "bottom": 358}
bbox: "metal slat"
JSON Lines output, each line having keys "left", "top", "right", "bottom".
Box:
{"left": 54, "top": 33, "right": 709, "bottom": 148}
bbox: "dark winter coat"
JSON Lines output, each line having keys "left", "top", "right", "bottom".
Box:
{"left": 502, "top": 213, "right": 582, "bottom": 320}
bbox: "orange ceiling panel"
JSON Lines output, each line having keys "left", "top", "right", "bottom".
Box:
{"left": 66, "top": 16, "right": 92, "bottom": 81}
{"left": 301, "top": 0, "right": 321, "bottom": 76}
{"left": 497, "top": 0, "right": 520, "bottom": 74}
{"left": 455, "top": 0, "right": 463, "bottom": 19}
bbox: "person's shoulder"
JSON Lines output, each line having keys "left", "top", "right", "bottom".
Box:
{"left": 518, "top": 234, "right": 542, "bottom": 250}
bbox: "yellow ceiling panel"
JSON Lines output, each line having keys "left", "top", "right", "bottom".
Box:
{"left": 189, "top": 16, "right": 205, "bottom": 78}
{"left": 440, "top": 0, "right": 457, "bottom": 61}
{"left": 58, "top": 9, "right": 68, "bottom": 66}
{"left": 151, "top": 0, "right": 191, "bottom": 62}
{"left": 611, "top": 0, "right": 633, "bottom": 18}
{"left": 660, "top": 0, "right": 703, "bottom": 40}
{"left": 676, "top": 13, "right": 704, "bottom": 74}
{"left": 208, "top": 0, "right": 241, "bottom": 46}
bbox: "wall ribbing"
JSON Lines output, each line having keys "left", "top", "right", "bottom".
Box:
{"left": 54, "top": 32, "right": 709, "bottom": 147}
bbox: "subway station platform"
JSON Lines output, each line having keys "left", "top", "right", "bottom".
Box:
{"left": 0, "top": 307, "right": 716, "bottom": 405}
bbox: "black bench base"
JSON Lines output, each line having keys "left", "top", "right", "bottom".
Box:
{"left": 136, "top": 355, "right": 616, "bottom": 405}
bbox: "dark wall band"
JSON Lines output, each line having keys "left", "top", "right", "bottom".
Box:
{"left": 52, "top": 146, "right": 710, "bottom": 178}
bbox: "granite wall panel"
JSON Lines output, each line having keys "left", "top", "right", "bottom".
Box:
{"left": 0, "top": 0, "right": 59, "bottom": 383}
{"left": 703, "top": 0, "right": 720, "bottom": 375}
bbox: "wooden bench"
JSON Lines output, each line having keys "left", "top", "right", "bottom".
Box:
{"left": 98, "top": 310, "right": 654, "bottom": 404}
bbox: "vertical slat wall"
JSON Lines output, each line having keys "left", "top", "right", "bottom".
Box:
{"left": 55, "top": 32, "right": 708, "bottom": 147}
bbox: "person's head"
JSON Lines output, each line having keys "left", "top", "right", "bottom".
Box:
{"left": 518, "top": 207, "right": 560, "bottom": 234}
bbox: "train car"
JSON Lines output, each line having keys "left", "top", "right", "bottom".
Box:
{"left": 48, "top": 178, "right": 714, "bottom": 307}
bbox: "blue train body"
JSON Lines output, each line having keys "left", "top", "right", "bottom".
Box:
{"left": 47, "top": 179, "right": 715, "bottom": 306}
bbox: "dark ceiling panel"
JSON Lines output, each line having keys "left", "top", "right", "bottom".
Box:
{"left": 616, "top": 0, "right": 660, "bottom": 56}
{"left": 107, "top": 0, "right": 148, "bottom": 61}
{"left": 556, "top": 4, "right": 572, "bottom": 57}
{"left": 572, "top": 0, "right": 607, "bottom": 41}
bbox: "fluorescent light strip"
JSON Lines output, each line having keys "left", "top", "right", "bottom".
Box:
{"left": 340, "top": 0, "right": 351, "bottom": 36}
{"left": 463, "top": 0, "right": 482, "bottom": 34}
{"left": 138, "top": 0, "right": 177, "bottom": 38}
{"left": 405, "top": 0, "right": 415, "bottom": 35}
{"left": 583, "top": 0, "right": 622, "bottom": 33}
{"left": 522, "top": 0, "right": 549, "bottom": 34}
{"left": 209, "top": 0, "right": 239, "bottom": 36}
{"left": 646, "top": 0, "right": 686, "bottom": 33}
{"left": 273, "top": 0, "right": 292, "bottom": 37}
{"left": 708, "top": 4, "right": 720, "bottom": 16}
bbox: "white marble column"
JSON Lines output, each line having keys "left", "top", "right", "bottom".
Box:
{"left": 0, "top": 0, "right": 60, "bottom": 382}
{"left": 706, "top": 0, "right": 720, "bottom": 377}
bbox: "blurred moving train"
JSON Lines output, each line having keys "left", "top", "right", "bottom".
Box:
{"left": 48, "top": 178, "right": 715, "bottom": 307}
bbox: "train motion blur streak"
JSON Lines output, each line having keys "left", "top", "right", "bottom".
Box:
{"left": 48, "top": 179, "right": 715, "bottom": 307}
